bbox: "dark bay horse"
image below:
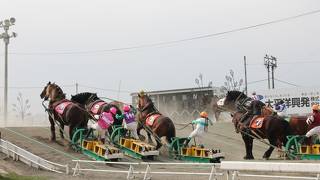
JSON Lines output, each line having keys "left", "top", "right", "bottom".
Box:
{"left": 40, "top": 82, "right": 88, "bottom": 142}
{"left": 70, "top": 92, "right": 123, "bottom": 131}
{"left": 137, "top": 93, "right": 176, "bottom": 149}
{"left": 221, "top": 91, "right": 291, "bottom": 159}
{"left": 232, "top": 111, "right": 291, "bottom": 159}
{"left": 220, "top": 91, "right": 309, "bottom": 135}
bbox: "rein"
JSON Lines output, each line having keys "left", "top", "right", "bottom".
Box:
{"left": 41, "top": 100, "right": 71, "bottom": 141}
{"left": 233, "top": 113, "right": 288, "bottom": 155}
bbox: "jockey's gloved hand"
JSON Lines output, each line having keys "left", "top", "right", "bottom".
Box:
{"left": 191, "top": 120, "right": 196, "bottom": 124}
{"left": 131, "top": 106, "right": 137, "bottom": 115}
{"left": 116, "top": 114, "right": 124, "bottom": 120}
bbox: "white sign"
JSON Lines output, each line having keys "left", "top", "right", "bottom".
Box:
{"left": 255, "top": 87, "right": 320, "bottom": 115}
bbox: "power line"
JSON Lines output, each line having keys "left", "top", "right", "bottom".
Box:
{"left": 78, "top": 84, "right": 132, "bottom": 93}
{"left": 5, "top": 9, "right": 320, "bottom": 56}
{"left": 247, "top": 79, "right": 268, "bottom": 85}
{"left": 274, "top": 78, "right": 301, "bottom": 87}
{"left": 248, "top": 60, "right": 320, "bottom": 66}
{"left": 0, "top": 84, "right": 75, "bottom": 89}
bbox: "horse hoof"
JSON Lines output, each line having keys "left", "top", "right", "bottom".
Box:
{"left": 139, "top": 135, "right": 146, "bottom": 141}
{"left": 263, "top": 155, "right": 270, "bottom": 160}
{"left": 243, "top": 156, "right": 254, "bottom": 160}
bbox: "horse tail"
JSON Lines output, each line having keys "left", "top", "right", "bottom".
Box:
{"left": 166, "top": 118, "right": 176, "bottom": 143}
{"left": 280, "top": 118, "right": 292, "bottom": 145}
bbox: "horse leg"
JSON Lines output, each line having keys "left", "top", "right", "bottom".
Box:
{"left": 48, "top": 115, "right": 56, "bottom": 142}
{"left": 59, "top": 124, "right": 65, "bottom": 139}
{"left": 153, "top": 126, "right": 163, "bottom": 149}
{"left": 147, "top": 131, "right": 154, "bottom": 144}
{"left": 241, "top": 134, "right": 254, "bottom": 160}
{"left": 136, "top": 123, "right": 146, "bottom": 141}
{"left": 263, "top": 137, "right": 276, "bottom": 160}
{"left": 214, "top": 111, "right": 221, "bottom": 122}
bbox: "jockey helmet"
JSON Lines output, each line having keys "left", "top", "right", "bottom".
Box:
{"left": 312, "top": 104, "right": 319, "bottom": 111}
{"left": 110, "top": 107, "right": 117, "bottom": 115}
{"left": 123, "top": 105, "right": 130, "bottom": 112}
{"left": 200, "top": 111, "right": 208, "bottom": 118}
{"left": 252, "top": 91, "right": 256, "bottom": 95}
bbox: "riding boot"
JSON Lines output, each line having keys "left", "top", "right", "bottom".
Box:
{"left": 184, "top": 138, "right": 191, "bottom": 147}
{"left": 100, "top": 138, "right": 105, "bottom": 144}
{"left": 85, "top": 128, "right": 93, "bottom": 139}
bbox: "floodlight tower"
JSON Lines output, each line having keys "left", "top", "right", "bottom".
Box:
{"left": 0, "top": 17, "right": 17, "bottom": 124}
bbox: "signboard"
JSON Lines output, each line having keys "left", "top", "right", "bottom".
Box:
{"left": 256, "top": 87, "right": 320, "bottom": 115}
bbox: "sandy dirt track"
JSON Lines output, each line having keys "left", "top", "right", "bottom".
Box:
{"left": 0, "top": 122, "right": 316, "bottom": 180}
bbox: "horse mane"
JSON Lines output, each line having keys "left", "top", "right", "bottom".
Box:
{"left": 226, "top": 90, "right": 248, "bottom": 102}
{"left": 51, "top": 83, "right": 66, "bottom": 99}
{"left": 71, "top": 92, "right": 99, "bottom": 104}
{"left": 140, "top": 95, "right": 160, "bottom": 114}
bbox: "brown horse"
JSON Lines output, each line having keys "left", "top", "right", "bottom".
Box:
{"left": 220, "top": 91, "right": 309, "bottom": 135}
{"left": 40, "top": 82, "right": 88, "bottom": 142}
{"left": 221, "top": 91, "right": 292, "bottom": 159}
{"left": 70, "top": 92, "right": 123, "bottom": 134}
{"left": 137, "top": 93, "right": 176, "bottom": 149}
{"left": 288, "top": 116, "right": 309, "bottom": 135}
{"left": 232, "top": 111, "right": 291, "bottom": 159}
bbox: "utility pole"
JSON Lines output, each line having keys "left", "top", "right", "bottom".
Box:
{"left": 244, "top": 56, "right": 248, "bottom": 95}
{"left": 264, "top": 54, "right": 277, "bottom": 89}
{"left": 117, "top": 80, "right": 122, "bottom": 105}
{"left": 75, "top": 83, "right": 79, "bottom": 94}
{"left": 270, "top": 56, "right": 277, "bottom": 89}
{"left": 0, "top": 18, "right": 17, "bottom": 124}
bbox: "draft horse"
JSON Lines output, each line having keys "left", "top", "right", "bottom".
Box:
{"left": 223, "top": 91, "right": 291, "bottom": 159}
{"left": 40, "top": 82, "right": 88, "bottom": 142}
{"left": 137, "top": 93, "right": 176, "bottom": 149}
{"left": 221, "top": 90, "right": 309, "bottom": 135}
{"left": 70, "top": 92, "right": 123, "bottom": 132}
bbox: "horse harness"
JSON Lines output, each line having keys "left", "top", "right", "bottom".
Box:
{"left": 48, "top": 99, "right": 73, "bottom": 124}
{"left": 86, "top": 100, "right": 108, "bottom": 115}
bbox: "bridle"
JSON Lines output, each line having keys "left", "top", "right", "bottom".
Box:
{"left": 138, "top": 101, "right": 153, "bottom": 113}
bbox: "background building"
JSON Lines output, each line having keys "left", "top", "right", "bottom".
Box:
{"left": 131, "top": 87, "right": 223, "bottom": 123}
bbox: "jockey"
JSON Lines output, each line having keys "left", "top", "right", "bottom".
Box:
{"left": 88, "top": 112, "right": 114, "bottom": 144}
{"left": 239, "top": 92, "right": 264, "bottom": 131}
{"left": 275, "top": 100, "right": 287, "bottom": 117}
{"left": 251, "top": 91, "right": 259, "bottom": 100}
{"left": 184, "top": 111, "right": 213, "bottom": 147}
{"left": 122, "top": 105, "right": 139, "bottom": 139}
{"left": 305, "top": 104, "right": 320, "bottom": 142}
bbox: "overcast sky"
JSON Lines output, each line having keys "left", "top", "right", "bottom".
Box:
{"left": 1, "top": 0, "right": 320, "bottom": 115}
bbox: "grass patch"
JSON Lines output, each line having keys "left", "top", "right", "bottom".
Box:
{"left": 0, "top": 173, "right": 47, "bottom": 180}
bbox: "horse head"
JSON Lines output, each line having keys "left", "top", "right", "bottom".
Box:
{"left": 138, "top": 93, "right": 154, "bottom": 113}
{"left": 137, "top": 93, "right": 157, "bottom": 122}
{"left": 217, "top": 91, "right": 249, "bottom": 112}
{"left": 40, "top": 81, "right": 51, "bottom": 100}
{"left": 40, "top": 82, "right": 65, "bottom": 102}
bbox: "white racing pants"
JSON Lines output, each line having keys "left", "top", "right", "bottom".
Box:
{"left": 306, "top": 126, "right": 320, "bottom": 138}
{"left": 188, "top": 128, "right": 205, "bottom": 145}
{"left": 124, "top": 122, "right": 139, "bottom": 139}
{"left": 89, "top": 123, "right": 106, "bottom": 139}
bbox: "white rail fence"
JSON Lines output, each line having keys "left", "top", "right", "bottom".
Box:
{"left": 0, "top": 139, "right": 69, "bottom": 174}
{"left": 1, "top": 138, "right": 320, "bottom": 180}
{"left": 220, "top": 161, "right": 320, "bottom": 180}
{"left": 72, "top": 160, "right": 222, "bottom": 180}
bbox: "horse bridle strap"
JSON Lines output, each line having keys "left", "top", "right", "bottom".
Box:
{"left": 139, "top": 102, "right": 152, "bottom": 113}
